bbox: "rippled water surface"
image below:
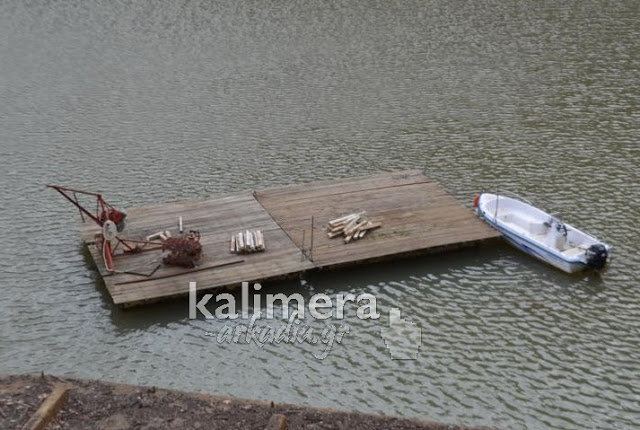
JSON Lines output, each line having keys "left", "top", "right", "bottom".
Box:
{"left": 1, "top": 1, "right": 639, "bottom": 429}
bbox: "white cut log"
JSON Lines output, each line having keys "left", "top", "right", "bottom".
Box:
{"left": 146, "top": 231, "right": 166, "bottom": 242}
{"left": 237, "top": 232, "right": 245, "bottom": 252}
{"left": 251, "top": 230, "right": 260, "bottom": 252}
{"left": 246, "top": 230, "right": 254, "bottom": 252}
{"left": 256, "top": 230, "right": 265, "bottom": 251}
{"left": 253, "top": 230, "right": 262, "bottom": 251}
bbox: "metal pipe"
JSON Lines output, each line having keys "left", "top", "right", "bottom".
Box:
{"left": 309, "top": 216, "right": 315, "bottom": 262}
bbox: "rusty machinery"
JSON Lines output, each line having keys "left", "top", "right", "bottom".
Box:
{"left": 47, "top": 185, "right": 202, "bottom": 272}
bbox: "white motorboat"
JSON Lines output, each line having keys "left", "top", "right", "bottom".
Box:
{"left": 474, "top": 192, "right": 610, "bottom": 273}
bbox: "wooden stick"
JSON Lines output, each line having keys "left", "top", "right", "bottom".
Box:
{"left": 327, "top": 213, "right": 356, "bottom": 228}
{"left": 345, "top": 220, "right": 367, "bottom": 237}
{"left": 329, "top": 223, "right": 347, "bottom": 233}
{"left": 344, "top": 231, "right": 356, "bottom": 243}
{"left": 342, "top": 217, "right": 360, "bottom": 234}
{"left": 21, "top": 386, "right": 68, "bottom": 430}
{"left": 327, "top": 212, "right": 365, "bottom": 228}
{"left": 360, "top": 222, "right": 382, "bottom": 231}
{"left": 327, "top": 220, "right": 347, "bottom": 232}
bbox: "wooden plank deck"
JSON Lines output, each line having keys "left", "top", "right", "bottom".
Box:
{"left": 79, "top": 171, "right": 500, "bottom": 307}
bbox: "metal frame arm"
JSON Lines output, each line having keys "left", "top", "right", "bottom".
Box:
{"left": 47, "top": 185, "right": 104, "bottom": 225}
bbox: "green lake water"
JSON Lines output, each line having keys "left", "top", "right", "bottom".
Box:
{"left": 1, "top": 1, "right": 638, "bottom": 428}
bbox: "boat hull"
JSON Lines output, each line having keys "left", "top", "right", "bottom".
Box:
{"left": 475, "top": 193, "right": 609, "bottom": 274}
{"left": 487, "top": 218, "right": 587, "bottom": 273}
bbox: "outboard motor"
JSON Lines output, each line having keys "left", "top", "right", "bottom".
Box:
{"left": 585, "top": 244, "right": 608, "bottom": 270}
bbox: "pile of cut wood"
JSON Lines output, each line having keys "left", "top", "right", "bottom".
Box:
{"left": 230, "top": 230, "right": 266, "bottom": 254}
{"left": 326, "top": 212, "right": 381, "bottom": 243}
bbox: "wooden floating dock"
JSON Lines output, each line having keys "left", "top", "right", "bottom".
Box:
{"left": 79, "top": 171, "right": 500, "bottom": 307}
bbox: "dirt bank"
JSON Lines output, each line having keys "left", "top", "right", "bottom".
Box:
{"left": 1, "top": 374, "right": 491, "bottom": 430}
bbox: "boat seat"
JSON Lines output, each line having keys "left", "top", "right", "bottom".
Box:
{"left": 501, "top": 212, "right": 549, "bottom": 235}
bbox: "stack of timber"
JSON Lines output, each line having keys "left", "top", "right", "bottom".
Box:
{"left": 230, "top": 230, "right": 266, "bottom": 254}
{"left": 326, "top": 212, "right": 382, "bottom": 243}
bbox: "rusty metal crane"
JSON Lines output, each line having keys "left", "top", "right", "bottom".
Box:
{"left": 47, "top": 185, "right": 166, "bottom": 272}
